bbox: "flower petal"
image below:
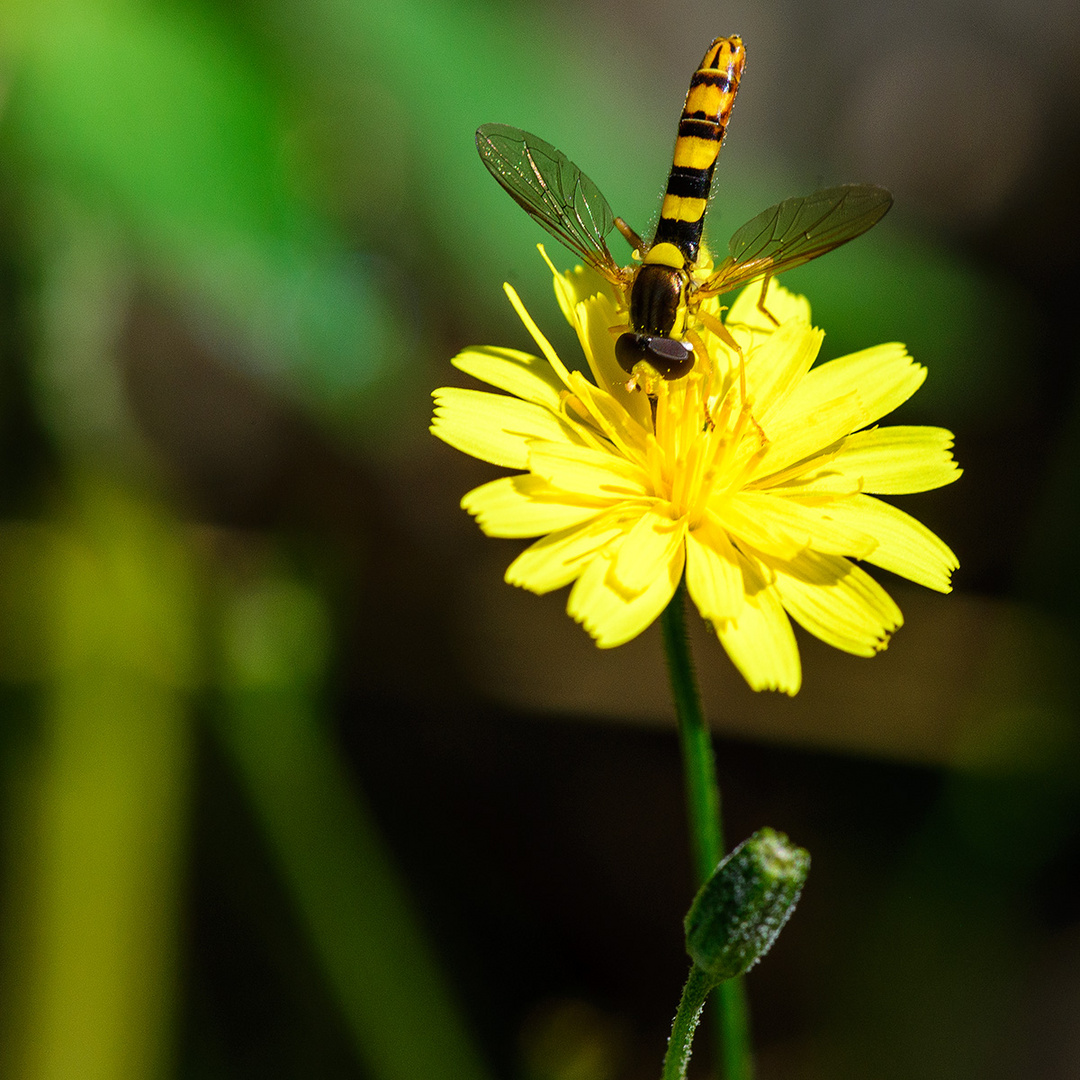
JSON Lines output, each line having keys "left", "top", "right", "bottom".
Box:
{"left": 461, "top": 475, "right": 605, "bottom": 537}
{"left": 573, "top": 295, "right": 654, "bottom": 430}
{"left": 820, "top": 494, "right": 959, "bottom": 592}
{"left": 785, "top": 342, "right": 925, "bottom": 431}
{"left": 431, "top": 387, "right": 581, "bottom": 468}
{"left": 725, "top": 278, "right": 811, "bottom": 333}
{"left": 748, "top": 403, "right": 857, "bottom": 480}
{"left": 567, "top": 371, "right": 652, "bottom": 464}
{"left": 752, "top": 343, "right": 926, "bottom": 477}
{"left": 505, "top": 512, "right": 634, "bottom": 593}
{"left": 712, "top": 552, "right": 801, "bottom": 695}
{"left": 818, "top": 425, "right": 962, "bottom": 493}
{"left": 718, "top": 491, "right": 879, "bottom": 558}
{"left": 546, "top": 246, "right": 590, "bottom": 324}
{"left": 504, "top": 282, "right": 575, "bottom": 389}
{"left": 747, "top": 320, "right": 824, "bottom": 424}
{"left": 451, "top": 346, "right": 565, "bottom": 410}
{"left": 528, "top": 440, "right": 650, "bottom": 500}
{"left": 541, "top": 244, "right": 616, "bottom": 320}
{"left": 543, "top": 242, "right": 638, "bottom": 415}
{"left": 567, "top": 542, "right": 684, "bottom": 648}
{"left": 767, "top": 550, "right": 902, "bottom": 656}
{"left": 685, "top": 514, "right": 744, "bottom": 621}
{"left": 693, "top": 283, "right": 812, "bottom": 399}
{"left": 758, "top": 458, "right": 861, "bottom": 498}
{"left": 611, "top": 507, "right": 686, "bottom": 594}
{"left": 803, "top": 342, "right": 926, "bottom": 418}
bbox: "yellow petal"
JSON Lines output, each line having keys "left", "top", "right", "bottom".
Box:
{"left": 747, "top": 321, "right": 824, "bottom": 424}
{"left": 710, "top": 495, "right": 804, "bottom": 559}
{"left": 540, "top": 244, "right": 616, "bottom": 320}
{"left": 573, "top": 295, "right": 653, "bottom": 429}
{"left": 431, "top": 387, "right": 581, "bottom": 468}
{"left": 567, "top": 542, "right": 684, "bottom": 648}
{"left": 821, "top": 425, "right": 962, "bottom": 493}
{"left": 528, "top": 440, "right": 651, "bottom": 501}
{"left": 504, "top": 282, "right": 575, "bottom": 389}
{"left": 768, "top": 550, "right": 902, "bottom": 656}
{"left": 712, "top": 552, "right": 801, "bottom": 695}
{"left": 685, "top": 514, "right": 744, "bottom": 621}
{"left": 505, "top": 512, "right": 633, "bottom": 593}
{"left": 451, "top": 346, "right": 565, "bottom": 410}
{"left": 567, "top": 371, "right": 651, "bottom": 464}
{"left": 748, "top": 393, "right": 862, "bottom": 479}
{"left": 726, "top": 278, "right": 811, "bottom": 333}
{"left": 461, "top": 475, "right": 605, "bottom": 537}
{"left": 790, "top": 343, "right": 925, "bottom": 429}
{"left": 820, "top": 494, "right": 959, "bottom": 592}
{"left": 718, "top": 491, "right": 879, "bottom": 558}
{"left": 758, "top": 462, "right": 862, "bottom": 499}
{"left": 543, "top": 245, "right": 584, "bottom": 325}
{"left": 753, "top": 343, "right": 926, "bottom": 477}
{"left": 610, "top": 507, "right": 686, "bottom": 594}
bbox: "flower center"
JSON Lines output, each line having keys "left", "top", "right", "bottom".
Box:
{"left": 650, "top": 373, "right": 767, "bottom": 525}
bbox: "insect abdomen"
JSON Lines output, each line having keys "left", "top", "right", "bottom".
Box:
{"left": 653, "top": 36, "right": 746, "bottom": 264}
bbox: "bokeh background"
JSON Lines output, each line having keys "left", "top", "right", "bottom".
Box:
{"left": 1, "top": 1, "right": 1079, "bottom": 1078}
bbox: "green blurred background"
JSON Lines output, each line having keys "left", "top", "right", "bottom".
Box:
{"left": 1, "top": 1, "right": 1078, "bottom": 1078}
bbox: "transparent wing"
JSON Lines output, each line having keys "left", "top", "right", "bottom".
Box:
{"left": 476, "top": 124, "right": 623, "bottom": 281}
{"left": 699, "top": 185, "right": 892, "bottom": 296}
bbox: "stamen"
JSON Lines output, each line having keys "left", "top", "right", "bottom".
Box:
{"left": 504, "top": 283, "right": 574, "bottom": 389}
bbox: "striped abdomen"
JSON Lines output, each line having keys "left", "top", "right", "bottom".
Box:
{"left": 652, "top": 36, "right": 746, "bottom": 263}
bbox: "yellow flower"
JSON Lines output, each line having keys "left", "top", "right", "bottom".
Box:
{"left": 431, "top": 250, "right": 960, "bottom": 695}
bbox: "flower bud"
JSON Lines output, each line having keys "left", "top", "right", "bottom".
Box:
{"left": 683, "top": 827, "right": 809, "bottom": 981}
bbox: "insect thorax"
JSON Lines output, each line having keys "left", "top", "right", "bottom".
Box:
{"left": 628, "top": 263, "right": 690, "bottom": 339}
{"left": 616, "top": 258, "right": 695, "bottom": 381}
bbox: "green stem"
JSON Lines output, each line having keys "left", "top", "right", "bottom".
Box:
{"left": 714, "top": 966, "right": 753, "bottom": 1080}
{"left": 661, "top": 966, "right": 715, "bottom": 1080}
{"left": 660, "top": 583, "right": 722, "bottom": 880}
{"left": 659, "top": 583, "right": 754, "bottom": 1080}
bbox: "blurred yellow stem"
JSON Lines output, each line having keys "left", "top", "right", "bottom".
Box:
{"left": 1, "top": 479, "right": 196, "bottom": 1080}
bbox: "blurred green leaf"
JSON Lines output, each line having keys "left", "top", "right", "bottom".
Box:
{"left": 251, "top": 0, "right": 658, "bottom": 327}
{"left": 216, "top": 565, "right": 493, "bottom": 1080}
{"left": 1, "top": 0, "right": 405, "bottom": 413}
{"left": 784, "top": 226, "right": 1028, "bottom": 425}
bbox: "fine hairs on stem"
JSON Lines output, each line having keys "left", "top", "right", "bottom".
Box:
{"left": 659, "top": 583, "right": 753, "bottom": 1080}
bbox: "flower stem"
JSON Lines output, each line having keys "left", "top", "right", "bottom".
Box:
{"left": 661, "top": 965, "right": 715, "bottom": 1080}
{"left": 660, "top": 583, "right": 722, "bottom": 879}
{"left": 659, "top": 583, "right": 754, "bottom": 1080}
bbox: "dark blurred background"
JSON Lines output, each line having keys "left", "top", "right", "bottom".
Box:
{"left": 1, "top": 1, "right": 1079, "bottom": 1078}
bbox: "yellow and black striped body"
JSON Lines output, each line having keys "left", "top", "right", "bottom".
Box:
{"left": 615, "top": 36, "right": 745, "bottom": 380}
{"left": 653, "top": 36, "right": 745, "bottom": 263}
{"left": 480, "top": 33, "right": 891, "bottom": 385}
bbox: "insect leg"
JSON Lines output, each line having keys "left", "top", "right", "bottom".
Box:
{"left": 686, "top": 329, "right": 712, "bottom": 379}
{"left": 696, "top": 308, "right": 747, "bottom": 407}
{"left": 614, "top": 217, "right": 646, "bottom": 254}
{"left": 755, "top": 275, "right": 780, "bottom": 325}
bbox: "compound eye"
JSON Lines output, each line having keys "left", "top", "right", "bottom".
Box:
{"left": 615, "top": 332, "right": 648, "bottom": 375}
{"left": 645, "top": 336, "right": 695, "bottom": 380}
{"left": 615, "top": 333, "right": 695, "bottom": 380}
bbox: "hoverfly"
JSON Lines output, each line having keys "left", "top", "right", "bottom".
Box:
{"left": 476, "top": 36, "right": 892, "bottom": 385}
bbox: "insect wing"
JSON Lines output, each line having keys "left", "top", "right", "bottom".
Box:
{"left": 699, "top": 185, "right": 892, "bottom": 296}
{"left": 476, "top": 124, "right": 622, "bottom": 280}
